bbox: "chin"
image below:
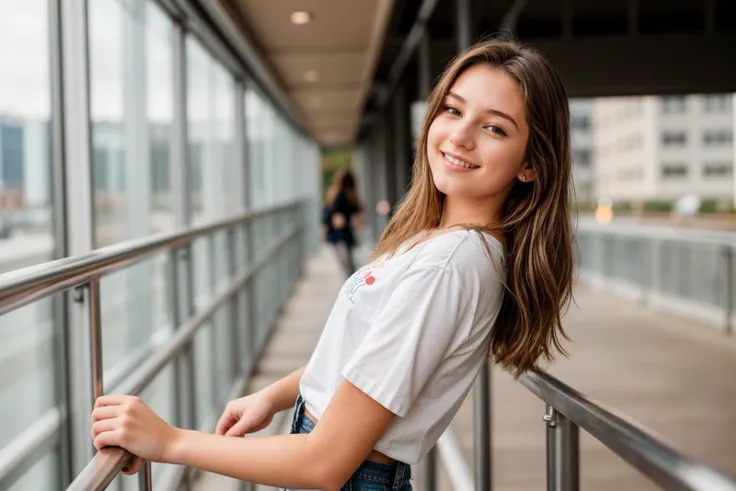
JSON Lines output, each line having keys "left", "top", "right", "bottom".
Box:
{"left": 433, "top": 176, "right": 469, "bottom": 197}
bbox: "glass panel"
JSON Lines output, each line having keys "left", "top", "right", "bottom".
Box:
{"left": 89, "top": 0, "right": 174, "bottom": 247}
{"left": 102, "top": 253, "right": 173, "bottom": 384}
{"left": 193, "top": 321, "right": 215, "bottom": 428}
{"left": 245, "top": 86, "right": 266, "bottom": 208}
{"left": 213, "top": 305, "right": 233, "bottom": 402}
{"left": 89, "top": 0, "right": 175, "bottom": 383}
{"left": 0, "top": 295, "right": 61, "bottom": 447}
{"left": 0, "top": 0, "right": 56, "bottom": 268}
{"left": 186, "top": 38, "right": 236, "bottom": 223}
{"left": 192, "top": 236, "right": 212, "bottom": 310}
{"left": 146, "top": 2, "right": 175, "bottom": 233}
{"left": 8, "top": 448, "right": 60, "bottom": 491}
{"left": 0, "top": 5, "right": 61, "bottom": 489}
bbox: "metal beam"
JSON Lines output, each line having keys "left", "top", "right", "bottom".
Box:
{"left": 500, "top": 0, "right": 529, "bottom": 35}
{"left": 418, "top": 31, "right": 432, "bottom": 99}
{"left": 375, "top": 0, "right": 440, "bottom": 109}
{"left": 429, "top": 34, "right": 736, "bottom": 97}
{"left": 456, "top": 0, "right": 473, "bottom": 51}
{"left": 58, "top": 0, "right": 96, "bottom": 477}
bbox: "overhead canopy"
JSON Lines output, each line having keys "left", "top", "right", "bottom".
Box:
{"left": 228, "top": 0, "right": 393, "bottom": 147}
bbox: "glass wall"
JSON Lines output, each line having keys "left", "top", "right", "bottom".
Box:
{"left": 88, "top": 0, "right": 175, "bottom": 411}
{"left": 0, "top": 1, "right": 62, "bottom": 489}
{"left": 0, "top": 0, "right": 56, "bottom": 267}
{"left": 89, "top": 0, "right": 175, "bottom": 246}
{"left": 0, "top": 0, "right": 321, "bottom": 489}
{"left": 187, "top": 38, "right": 240, "bottom": 223}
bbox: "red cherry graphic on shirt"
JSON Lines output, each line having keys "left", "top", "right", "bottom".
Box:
{"left": 364, "top": 275, "right": 375, "bottom": 285}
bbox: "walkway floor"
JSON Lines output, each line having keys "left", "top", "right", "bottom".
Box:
{"left": 196, "top": 245, "right": 736, "bottom": 491}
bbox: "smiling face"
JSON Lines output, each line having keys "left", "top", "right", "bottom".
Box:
{"left": 426, "top": 63, "right": 531, "bottom": 205}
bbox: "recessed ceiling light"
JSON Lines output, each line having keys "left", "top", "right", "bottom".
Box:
{"left": 291, "top": 11, "right": 312, "bottom": 25}
{"left": 304, "top": 70, "right": 319, "bottom": 82}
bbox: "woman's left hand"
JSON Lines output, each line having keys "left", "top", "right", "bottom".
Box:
{"left": 91, "top": 395, "right": 180, "bottom": 464}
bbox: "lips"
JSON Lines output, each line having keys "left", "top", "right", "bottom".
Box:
{"left": 441, "top": 151, "right": 480, "bottom": 170}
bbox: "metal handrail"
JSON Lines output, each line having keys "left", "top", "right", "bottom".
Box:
{"left": 0, "top": 201, "right": 305, "bottom": 491}
{"left": 577, "top": 218, "right": 736, "bottom": 248}
{"left": 519, "top": 370, "right": 736, "bottom": 491}
{"left": 0, "top": 201, "right": 299, "bottom": 316}
{"left": 65, "top": 226, "right": 298, "bottom": 491}
{"left": 432, "top": 366, "right": 736, "bottom": 491}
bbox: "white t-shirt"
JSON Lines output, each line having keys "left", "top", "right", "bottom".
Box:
{"left": 299, "top": 229, "right": 506, "bottom": 464}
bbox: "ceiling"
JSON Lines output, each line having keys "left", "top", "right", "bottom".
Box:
{"left": 227, "top": 0, "right": 394, "bottom": 147}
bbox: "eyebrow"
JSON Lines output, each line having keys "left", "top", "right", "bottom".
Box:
{"left": 447, "top": 91, "right": 519, "bottom": 130}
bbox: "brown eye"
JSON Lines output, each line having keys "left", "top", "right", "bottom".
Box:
{"left": 485, "top": 125, "right": 507, "bottom": 136}
{"left": 444, "top": 105, "right": 461, "bottom": 117}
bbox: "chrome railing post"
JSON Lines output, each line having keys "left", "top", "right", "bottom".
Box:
{"left": 724, "top": 245, "right": 733, "bottom": 335}
{"left": 87, "top": 278, "right": 104, "bottom": 401}
{"left": 182, "top": 244, "right": 198, "bottom": 487}
{"left": 168, "top": 247, "right": 192, "bottom": 491}
{"left": 474, "top": 360, "right": 492, "bottom": 491}
{"left": 138, "top": 461, "right": 152, "bottom": 490}
{"left": 544, "top": 405, "right": 580, "bottom": 491}
{"left": 423, "top": 447, "right": 437, "bottom": 491}
{"left": 227, "top": 228, "right": 241, "bottom": 378}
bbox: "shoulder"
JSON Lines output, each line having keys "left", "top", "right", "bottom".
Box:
{"left": 410, "top": 230, "right": 505, "bottom": 281}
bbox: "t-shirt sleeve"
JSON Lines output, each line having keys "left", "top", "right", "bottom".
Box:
{"left": 341, "top": 264, "right": 470, "bottom": 417}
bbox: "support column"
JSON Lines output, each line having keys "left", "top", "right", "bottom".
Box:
{"left": 393, "top": 82, "right": 410, "bottom": 200}
{"left": 382, "top": 108, "right": 397, "bottom": 211}
{"left": 171, "top": 20, "right": 196, "bottom": 491}
{"left": 418, "top": 31, "right": 432, "bottom": 100}
{"left": 456, "top": 0, "right": 473, "bottom": 52}
{"left": 59, "top": 0, "right": 96, "bottom": 477}
{"left": 411, "top": 31, "right": 432, "bottom": 143}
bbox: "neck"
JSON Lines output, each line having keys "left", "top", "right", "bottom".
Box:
{"left": 439, "top": 194, "right": 504, "bottom": 229}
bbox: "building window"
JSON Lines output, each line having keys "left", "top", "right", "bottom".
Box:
{"left": 703, "top": 162, "right": 732, "bottom": 178}
{"left": 662, "top": 132, "right": 687, "bottom": 146}
{"left": 661, "top": 96, "right": 687, "bottom": 114}
{"left": 573, "top": 149, "right": 591, "bottom": 167}
{"left": 662, "top": 163, "right": 688, "bottom": 178}
{"left": 571, "top": 114, "right": 590, "bottom": 130}
{"left": 703, "top": 130, "right": 733, "bottom": 147}
{"left": 703, "top": 94, "right": 733, "bottom": 113}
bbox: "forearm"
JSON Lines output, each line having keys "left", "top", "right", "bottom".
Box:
{"left": 260, "top": 366, "right": 306, "bottom": 413}
{"left": 170, "top": 430, "right": 335, "bottom": 490}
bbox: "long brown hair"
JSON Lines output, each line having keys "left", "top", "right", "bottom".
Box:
{"left": 374, "top": 39, "right": 574, "bottom": 376}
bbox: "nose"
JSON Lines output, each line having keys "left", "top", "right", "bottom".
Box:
{"left": 449, "top": 122, "right": 475, "bottom": 150}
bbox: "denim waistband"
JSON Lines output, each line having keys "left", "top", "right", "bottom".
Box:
{"left": 290, "top": 394, "right": 411, "bottom": 489}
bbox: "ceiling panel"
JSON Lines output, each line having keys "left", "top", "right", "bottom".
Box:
{"left": 236, "top": 0, "right": 380, "bottom": 51}
{"left": 291, "top": 88, "right": 365, "bottom": 112}
{"left": 271, "top": 52, "right": 367, "bottom": 88}
{"left": 229, "top": 0, "right": 393, "bottom": 146}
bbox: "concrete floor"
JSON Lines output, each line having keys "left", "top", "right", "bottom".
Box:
{"left": 194, "top": 245, "right": 736, "bottom": 491}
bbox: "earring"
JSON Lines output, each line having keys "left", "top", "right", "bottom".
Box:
{"left": 520, "top": 175, "right": 526, "bottom": 182}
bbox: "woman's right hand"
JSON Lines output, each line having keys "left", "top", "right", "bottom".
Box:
{"left": 215, "top": 392, "right": 275, "bottom": 437}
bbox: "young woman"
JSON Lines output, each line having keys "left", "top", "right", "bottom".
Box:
{"left": 322, "top": 169, "right": 363, "bottom": 277}
{"left": 91, "top": 39, "right": 574, "bottom": 491}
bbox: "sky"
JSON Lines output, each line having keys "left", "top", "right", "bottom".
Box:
{"left": 0, "top": 0, "right": 51, "bottom": 119}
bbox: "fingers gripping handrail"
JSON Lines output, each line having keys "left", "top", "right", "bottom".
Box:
{"left": 64, "top": 226, "right": 299, "bottom": 491}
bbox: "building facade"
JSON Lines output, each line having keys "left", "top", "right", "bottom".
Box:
{"left": 591, "top": 94, "right": 734, "bottom": 206}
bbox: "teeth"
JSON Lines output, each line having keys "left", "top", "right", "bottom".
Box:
{"left": 444, "top": 153, "right": 478, "bottom": 169}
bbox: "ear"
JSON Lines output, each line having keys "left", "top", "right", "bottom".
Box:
{"left": 518, "top": 164, "right": 536, "bottom": 183}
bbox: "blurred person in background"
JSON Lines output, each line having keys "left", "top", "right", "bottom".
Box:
{"left": 322, "top": 169, "right": 363, "bottom": 277}
{"left": 90, "top": 38, "right": 574, "bottom": 491}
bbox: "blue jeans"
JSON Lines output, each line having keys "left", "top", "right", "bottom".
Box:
{"left": 289, "top": 394, "right": 412, "bottom": 491}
